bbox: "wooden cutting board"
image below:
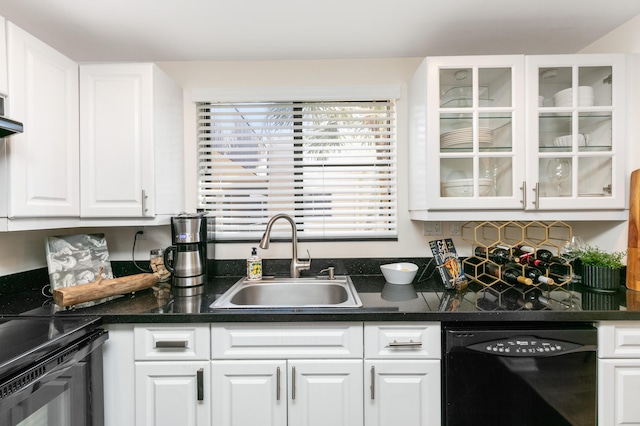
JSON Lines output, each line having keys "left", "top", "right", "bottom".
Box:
{"left": 627, "top": 169, "right": 640, "bottom": 291}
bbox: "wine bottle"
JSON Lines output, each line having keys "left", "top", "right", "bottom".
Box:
{"left": 485, "top": 263, "right": 533, "bottom": 286}
{"left": 535, "top": 249, "right": 566, "bottom": 265}
{"left": 506, "top": 262, "right": 555, "bottom": 285}
{"left": 518, "top": 245, "right": 565, "bottom": 265}
{"left": 497, "top": 245, "right": 549, "bottom": 268}
{"left": 474, "top": 246, "right": 512, "bottom": 264}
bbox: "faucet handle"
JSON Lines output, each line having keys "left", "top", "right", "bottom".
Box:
{"left": 300, "top": 249, "right": 311, "bottom": 269}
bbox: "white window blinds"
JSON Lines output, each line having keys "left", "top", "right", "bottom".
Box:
{"left": 197, "top": 99, "right": 397, "bottom": 241}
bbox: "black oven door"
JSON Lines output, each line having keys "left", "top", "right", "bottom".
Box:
{"left": 0, "top": 328, "right": 108, "bottom": 426}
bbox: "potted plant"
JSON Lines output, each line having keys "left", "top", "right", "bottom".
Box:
{"left": 572, "top": 245, "right": 626, "bottom": 292}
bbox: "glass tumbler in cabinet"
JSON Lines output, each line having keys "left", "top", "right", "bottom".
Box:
{"left": 527, "top": 54, "right": 625, "bottom": 211}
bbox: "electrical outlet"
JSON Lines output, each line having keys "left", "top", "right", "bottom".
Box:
{"left": 136, "top": 227, "right": 146, "bottom": 240}
{"left": 450, "top": 222, "right": 462, "bottom": 236}
{"left": 423, "top": 221, "right": 442, "bottom": 236}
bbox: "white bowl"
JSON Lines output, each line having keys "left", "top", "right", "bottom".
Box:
{"left": 553, "top": 86, "right": 594, "bottom": 107}
{"left": 441, "top": 178, "right": 495, "bottom": 197}
{"left": 553, "top": 133, "right": 588, "bottom": 147}
{"left": 380, "top": 263, "right": 418, "bottom": 285}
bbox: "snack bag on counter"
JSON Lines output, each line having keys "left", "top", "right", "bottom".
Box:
{"left": 429, "top": 238, "right": 468, "bottom": 290}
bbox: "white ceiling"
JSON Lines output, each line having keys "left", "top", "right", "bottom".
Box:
{"left": 0, "top": 0, "right": 639, "bottom": 62}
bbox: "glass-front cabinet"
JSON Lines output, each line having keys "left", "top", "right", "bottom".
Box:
{"left": 408, "top": 53, "right": 627, "bottom": 220}
{"left": 526, "top": 54, "right": 626, "bottom": 210}
{"left": 428, "top": 55, "right": 525, "bottom": 211}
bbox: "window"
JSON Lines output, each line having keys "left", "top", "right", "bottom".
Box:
{"left": 197, "top": 98, "right": 397, "bottom": 241}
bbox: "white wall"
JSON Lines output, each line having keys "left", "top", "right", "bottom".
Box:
{"left": 158, "top": 58, "right": 437, "bottom": 261}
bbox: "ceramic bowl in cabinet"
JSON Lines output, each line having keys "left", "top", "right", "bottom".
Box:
{"left": 380, "top": 263, "right": 418, "bottom": 285}
{"left": 553, "top": 86, "right": 594, "bottom": 107}
{"left": 442, "top": 178, "right": 495, "bottom": 197}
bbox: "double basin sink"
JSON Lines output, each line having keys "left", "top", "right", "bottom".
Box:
{"left": 210, "top": 275, "right": 362, "bottom": 309}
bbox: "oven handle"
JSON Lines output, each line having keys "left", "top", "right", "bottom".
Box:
{"left": 0, "top": 329, "right": 108, "bottom": 408}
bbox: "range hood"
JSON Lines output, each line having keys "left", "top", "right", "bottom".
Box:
{"left": 0, "top": 96, "right": 23, "bottom": 137}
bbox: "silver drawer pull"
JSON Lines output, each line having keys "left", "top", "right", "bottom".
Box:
{"left": 155, "top": 340, "right": 188, "bottom": 348}
{"left": 387, "top": 339, "right": 422, "bottom": 348}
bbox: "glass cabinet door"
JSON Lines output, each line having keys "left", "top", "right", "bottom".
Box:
{"left": 526, "top": 54, "right": 626, "bottom": 210}
{"left": 427, "top": 56, "right": 525, "bottom": 210}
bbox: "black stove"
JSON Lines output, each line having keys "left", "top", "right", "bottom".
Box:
{"left": 0, "top": 316, "right": 107, "bottom": 425}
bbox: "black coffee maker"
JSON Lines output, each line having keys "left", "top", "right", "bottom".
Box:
{"left": 164, "top": 213, "right": 208, "bottom": 291}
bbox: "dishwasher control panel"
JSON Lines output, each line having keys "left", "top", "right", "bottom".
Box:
{"left": 468, "top": 335, "right": 582, "bottom": 356}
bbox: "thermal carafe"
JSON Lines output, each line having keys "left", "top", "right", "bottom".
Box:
{"left": 164, "top": 213, "right": 208, "bottom": 290}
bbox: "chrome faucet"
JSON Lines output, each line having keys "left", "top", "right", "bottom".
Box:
{"left": 259, "top": 214, "right": 311, "bottom": 278}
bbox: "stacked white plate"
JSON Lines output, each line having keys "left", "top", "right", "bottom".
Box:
{"left": 440, "top": 127, "right": 494, "bottom": 149}
{"left": 553, "top": 86, "right": 594, "bottom": 107}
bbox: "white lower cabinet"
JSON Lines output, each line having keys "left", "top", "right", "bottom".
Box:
{"left": 598, "top": 321, "right": 640, "bottom": 426}
{"left": 212, "top": 359, "right": 363, "bottom": 426}
{"left": 211, "top": 360, "right": 287, "bottom": 426}
{"left": 211, "top": 322, "right": 364, "bottom": 426}
{"left": 288, "top": 359, "right": 363, "bottom": 426}
{"left": 364, "top": 323, "right": 441, "bottom": 426}
{"left": 135, "top": 361, "right": 211, "bottom": 426}
{"left": 105, "top": 322, "right": 441, "bottom": 426}
{"left": 133, "top": 324, "right": 211, "bottom": 426}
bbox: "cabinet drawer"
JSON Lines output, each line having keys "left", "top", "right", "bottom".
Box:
{"left": 134, "top": 324, "right": 210, "bottom": 361}
{"left": 598, "top": 321, "right": 640, "bottom": 358}
{"left": 211, "top": 322, "right": 363, "bottom": 359}
{"left": 364, "top": 322, "right": 441, "bottom": 359}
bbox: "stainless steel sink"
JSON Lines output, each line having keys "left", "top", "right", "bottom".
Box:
{"left": 210, "top": 276, "right": 362, "bottom": 308}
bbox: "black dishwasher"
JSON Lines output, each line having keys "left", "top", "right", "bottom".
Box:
{"left": 443, "top": 323, "right": 597, "bottom": 426}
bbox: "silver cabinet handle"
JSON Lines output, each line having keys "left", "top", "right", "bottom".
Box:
{"left": 155, "top": 340, "right": 188, "bottom": 348}
{"left": 197, "top": 368, "right": 204, "bottom": 401}
{"left": 387, "top": 340, "right": 422, "bottom": 347}
{"left": 370, "top": 366, "right": 375, "bottom": 400}
{"left": 276, "top": 367, "right": 281, "bottom": 401}
{"left": 532, "top": 182, "right": 540, "bottom": 208}
{"left": 292, "top": 366, "right": 296, "bottom": 400}
{"left": 142, "top": 189, "right": 149, "bottom": 216}
{"left": 520, "top": 181, "right": 527, "bottom": 209}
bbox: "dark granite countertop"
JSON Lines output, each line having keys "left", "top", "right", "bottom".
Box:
{"left": 1, "top": 258, "right": 639, "bottom": 324}
{"left": 3, "top": 274, "right": 640, "bottom": 324}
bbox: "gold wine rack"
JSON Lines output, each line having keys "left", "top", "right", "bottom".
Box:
{"left": 461, "top": 221, "right": 573, "bottom": 289}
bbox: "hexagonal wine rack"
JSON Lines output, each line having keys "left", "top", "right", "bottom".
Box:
{"left": 462, "top": 220, "right": 573, "bottom": 291}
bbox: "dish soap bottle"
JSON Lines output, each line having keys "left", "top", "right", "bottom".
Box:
{"left": 247, "top": 247, "right": 262, "bottom": 280}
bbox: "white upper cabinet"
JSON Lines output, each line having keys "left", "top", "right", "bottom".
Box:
{"left": 408, "top": 53, "right": 628, "bottom": 221}
{"left": 0, "top": 16, "right": 8, "bottom": 96}
{"left": 525, "top": 54, "right": 626, "bottom": 211}
{"left": 6, "top": 22, "right": 79, "bottom": 218}
{"left": 79, "top": 63, "right": 184, "bottom": 219}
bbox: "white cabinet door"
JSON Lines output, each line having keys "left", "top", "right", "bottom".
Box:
{"left": 599, "top": 359, "right": 640, "bottom": 426}
{"left": 80, "top": 64, "right": 153, "bottom": 218}
{"left": 409, "top": 53, "right": 628, "bottom": 221}
{"left": 525, "top": 54, "right": 626, "bottom": 211}
{"left": 0, "top": 16, "right": 8, "bottom": 96}
{"left": 364, "top": 360, "right": 441, "bottom": 426}
{"left": 6, "top": 22, "right": 79, "bottom": 218}
{"left": 412, "top": 55, "right": 526, "bottom": 213}
{"left": 288, "top": 359, "right": 363, "bottom": 426}
{"left": 79, "top": 63, "right": 184, "bottom": 218}
{"left": 211, "top": 360, "right": 287, "bottom": 426}
{"left": 135, "top": 361, "right": 211, "bottom": 426}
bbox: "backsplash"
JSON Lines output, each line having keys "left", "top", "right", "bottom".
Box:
{"left": 0, "top": 258, "right": 436, "bottom": 298}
